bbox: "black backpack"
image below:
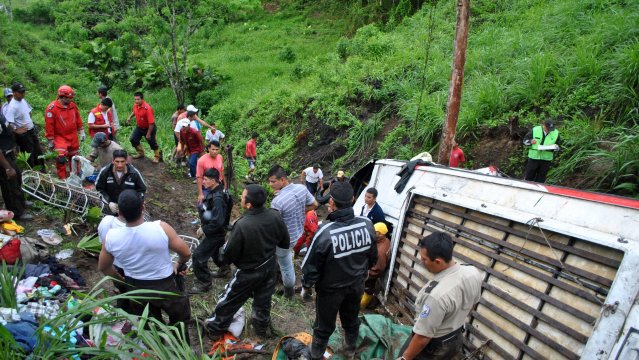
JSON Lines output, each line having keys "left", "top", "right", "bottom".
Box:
{"left": 214, "top": 191, "right": 234, "bottom": 227}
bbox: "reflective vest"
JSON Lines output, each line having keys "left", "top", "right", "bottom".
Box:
{"left": 528, "top": 126, "right": 558, "bottom": 161}
{"left": 89, "top": 105, "right": 112, "bottom": 138}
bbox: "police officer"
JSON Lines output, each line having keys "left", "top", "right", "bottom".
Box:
{"left": 204, "top": 184, "right": 289, "bottom": 340}
{"left": 302, "top": 182, "right": 377, "bottom": 360}
{"left": 398, "top": 231, "right": 483, "bottom": 360}
{"left": 190, "top": 167, "right": 230, "bottom": 294}
{"left": 0, "top": 111, "right": 32, "bottom": 220}
{"left": 95, "top": 149, "right": 147, "bottom": 214}
{"left": 523, "top": 119, "right": 561, "bottom": 183}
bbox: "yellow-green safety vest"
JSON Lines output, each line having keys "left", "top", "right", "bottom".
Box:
{"left": 528, "top": 126, "right": 558, "bottom": 161}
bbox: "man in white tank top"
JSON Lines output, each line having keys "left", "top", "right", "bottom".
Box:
{"left": 98, "top": 190, "right": 193, "bottom": 341}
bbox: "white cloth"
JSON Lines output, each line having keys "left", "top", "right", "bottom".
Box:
{"left": 303, "top": 167, "right": 323, "bottom": 183}
{"left": 105, "top": 221, "right": 173, "bottom": 280}
{"left": 205, "top": 129, "right": 225, "bottom": 143}
{"left": 4, "top": 98, "right": 34, "bottom": 130}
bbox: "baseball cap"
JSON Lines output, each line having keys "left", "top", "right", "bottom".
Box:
{"left": 544, "top": 119, "right": 555, "bottom": 130}
{"left": 91, "top": 132, "right": 108, "bottom": 147}
{"left": 374, "top": 222, "right": 388, "bottom": 235}
{"left": 11, "top": 83, "right": 26, "bottom": 93}
{"left": 330, "top": 182, "right": 354, "bottom": 203}
{"left": 3, "top": 88, "right": 12, "bottom": 97}
{"left": 337, "top": 170, "right": 345, "bottom": 178}
{"left": 186, "top": 104, "right": 198, "bottom": 113}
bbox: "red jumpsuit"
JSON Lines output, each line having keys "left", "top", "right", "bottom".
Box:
{"left": 45, "top": 99, "right": 83, "bottom": 179}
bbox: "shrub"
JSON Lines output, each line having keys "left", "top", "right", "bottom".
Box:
{"left": 278, "top": 46, "right": 297, "bottom": 63}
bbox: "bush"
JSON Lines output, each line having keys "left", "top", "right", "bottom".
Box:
{"left": 13, "top": 0, "right": 55, "bottom": 25}
{"left": 278, "top": 46, "right": 297, "bottom": 63}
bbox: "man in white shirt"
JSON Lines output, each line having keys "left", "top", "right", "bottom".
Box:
{"left": 173, "top": 111, "right": 196, "bottom": 166}
{"left": 2, "top": 88, "right": 12, "bottom": 116}
{"left": 4, "top": 83, "right": 44, "bottom": 168}
{"left": 205, "top": 123, "right": 225, "bottom": 143}
{"left": 300, "top": 164, "right": 323, "bottom": 196}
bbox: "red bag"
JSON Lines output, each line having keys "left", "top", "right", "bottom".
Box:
{"left": 0, "top": 238, "right": 22, "bottom": 265}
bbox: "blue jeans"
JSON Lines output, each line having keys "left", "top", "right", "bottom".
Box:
{"left": 188, "top": 153, "right": 199, "bottom": 178}
{"left": 276, "top": 247, "right": 295, "bottom": 288}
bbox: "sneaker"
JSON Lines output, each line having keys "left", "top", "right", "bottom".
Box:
{"left": 283, "top": 286, "right": 295, "bottom": 299}
{"left": 192, "top": 179, "right": 197, "bottom": 184}
{"left": 16, "top": 213, "right": 33, "bottom": 221}
{"left": 181, "top": 161, "right": 187, "bottom": 167}
{"left": 188, "top": 282, "right": 212, "bottom": 295}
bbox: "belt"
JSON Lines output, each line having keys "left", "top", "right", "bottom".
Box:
{"left": 124, "top": 273, "right": 174, "bottom": 286}
{"left": 240, "top": 255, "right": 275, "bottom": 272}
{"left": 427, "top": 327, "right": 463, "bottom": 348}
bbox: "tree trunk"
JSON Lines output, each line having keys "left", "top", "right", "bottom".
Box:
{"left": 438, "top": 0, "right": 470, "bottom": 165}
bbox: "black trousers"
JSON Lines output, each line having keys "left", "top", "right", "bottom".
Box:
{"left": 306, "top": 181, "right": 319, "bottom": 196}
{"left": 399, "top": 331, "right": 464, "bottom": 360}
{"left": 524, "top": 158, "right": 551, "bottom": 183}
{"left": 125, "top": 274, "right": 191, "bottom": 342}
{"left": 205, "top": 259, "right": 276, "bottom": 336}
{"left": 192, "top": 234, "right": 226, "bottom": 283}
{"left": 130, "top": 126, "right": 158, "bottom": 150}
{"left": 312, "top": 283, "right": 364, "bottom": 355}
{"left": 15, "top": 129, "right": 44, "bottom": 168}
{"left": 0, "top": 152, "right": 25, "bottom": 217}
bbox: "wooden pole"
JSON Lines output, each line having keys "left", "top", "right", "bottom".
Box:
{"left": 438, "top": 0, "right": 470, "bottom": 165}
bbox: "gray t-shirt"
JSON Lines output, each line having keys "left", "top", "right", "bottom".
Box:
{"left": 271, "top": 183, "right": 315, "bottom": 245}
{"left": 90, "top": 141, "right": 123, "bottom": 168}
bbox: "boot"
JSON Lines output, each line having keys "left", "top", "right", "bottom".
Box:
{"left": 212, "top": 266, "right": 231, "bottom": 278}
{"left": 343, "top": 333, "right": 358, "bottom": 359}
{"left": 132, "top": 145, "right": 145, "bottom": 159}
{"left": 153, "top": 149, "right": 161, "bottom": 163}
{"left": 284, "top": 286, "right": 295, "bottom": 299}
{"left": 188, "top": 281, "right": 212, "bottom": 295}
{"left": 310, "top": 338, "right": 327, "bottom": 360}
{"left": 360, "top": 292, "right": 374, "bottom": 309}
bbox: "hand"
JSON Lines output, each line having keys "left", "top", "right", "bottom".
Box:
{"left": 14, "top": 126, "right": 28, "bottom": 135}
{"left": 108, "top": 202, "right": 119, "bottom": 214}
{"left": 48, "top": 140, "right": 54, "bottom": 149}
{"left": 5, "top": 168, "right": 16, "bottom": 180}
{"left": 79, "top": 130, "right": 86, "bottom": 142}
{"left": 531, "top": 139, "right": 537, "bottom": 145}
{"left": 146, "top": 133, "right": 151, "bottom": 140}
{"left": 173, "top": 262, "right": 188, "bottom": 276}
{"left": 196, "top": 227, "right": 204, "bottom": 238}
{"left": 197, "top": 193, "right": 204, "bottom": 204}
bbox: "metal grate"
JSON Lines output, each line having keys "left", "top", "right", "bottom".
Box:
{"left": 22, "top": 170, "right": 105, "bottom": 215}
{"left": 387, "top": 195, "right": 623, "bottom": 360}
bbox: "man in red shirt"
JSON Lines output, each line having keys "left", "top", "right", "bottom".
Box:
{"left": 180, "top": 121, "right": 204, "bottom": 180}
{"left": 245, "top": 132, "right": 257, "bottom": 180}
{"left": 126, "top": 92, "right": 159, "bottom": 163}
{"left": 196, "top": 140, "right": 226, "bottom": 204}
{"left": 45, "top": 85, "right": 85, "bottom": 180}
{"left": 449, "top": 140, "right": 466, "bottom": 168}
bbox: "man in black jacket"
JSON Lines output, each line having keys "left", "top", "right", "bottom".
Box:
{"left": 95, "top": 149, "right": 146, "bottom": 214}
{"left": 204, "top": 184, "right": 290, "bottom": 339}
{"left": 190, "top": 167, "right": 230, "bottom": 294}
{"left": 0, "top": 112, "right": 32, "bottom": 220}
{"left": 302, "top": 182, "right": 378, "bottom": 360}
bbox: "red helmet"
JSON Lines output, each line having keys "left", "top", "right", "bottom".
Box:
{"left": 57, "top": 85, "right": 75, "bottom": 98}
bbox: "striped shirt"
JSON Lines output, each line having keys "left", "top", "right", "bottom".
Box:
{"left": 271, "top": 183, "right": 315, "bottom": 245}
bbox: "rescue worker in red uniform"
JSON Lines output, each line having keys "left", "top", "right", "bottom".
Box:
{"left": 126, "top": 92, "right": 159, "bottom": 163}
{"left": 45, "top": 85, "right": 85, "bottom": 180}
{"left": 88, "top": 98, "right": 114, "bottom": 139}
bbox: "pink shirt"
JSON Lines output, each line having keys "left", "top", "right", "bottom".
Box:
{"left": 449, "top": 146, "right": 465, "bottom": 168}
{"left": 196, "top": 153, "right": 225, "bottom": 182}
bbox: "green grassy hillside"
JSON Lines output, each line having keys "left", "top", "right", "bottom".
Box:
{"left": 1, "top": 0, "right": 637, "bottom": 196}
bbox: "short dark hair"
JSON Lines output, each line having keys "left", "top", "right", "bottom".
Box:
{"left": 177, "top": 104, "right": 185, "bottom": 110}
{"left": 186, "top": 110, "right": 196, "bottom": 118}
{"left": 112, "top": 149, "right": 127, "bottom": 160}
{"left": 366, "top": 187, "right": 378, "bottom": 198}
{"left": 267, "top": 165, "right": 287, "bottom": 179}
{"left": 245, "top": 184, "right": 266, "bottom": 208}
{"left": 330, "top": 182, "right": 354, "bottom": 209}
{"left": 208, "top": 140, "right": 221, "bottom": 149}
{"left": 251, "top": 132, "right": 258, "bottom": 138}
{"left": 134, "top": 92, "right": 144, "bottom": 99}
{"left": 118, "top": 190, "right": 143, "bottom": 222}
{"left": 313, "top": 164, "right": 320, "bottom": 169}
{"left": 203, "top": 167, "right": 220, "bottom": 181}
{"left": 101, "top": 98, "right": 113, "bottom": 107}
{"left": 97, "top": 86, "right": 108, "bottom": 96}
{"left": 419, "top": 231, "right": 454, "bottom": 262}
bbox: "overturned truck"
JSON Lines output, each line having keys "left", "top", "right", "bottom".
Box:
{"left": 351, "top": 159, "right": 639, "bottom": 360}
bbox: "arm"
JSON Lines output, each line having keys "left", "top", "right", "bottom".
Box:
{"left": 301, "top": 226, "right": 327, "bottom": 288}
{"left": 276, "top": 213, "right": 291, "bottom": 249}
{"left": 367, "top": 223, "right": 378, "bottom": 269}
{"left": 400, "top": 334, "right": 432, "bottom": 360}
{"left": 523, "top": 129, "right": 534, "bottom": 146}
{"left": 300, "top": 170, "right": 306, "bottom": 182}
{"left": 98, "top": 245, "right": 124, "bottom": 281}
{"left": 126, "top": 111, "right": 134, "bottom": 125}
{"left": 74, "top": 106, "right": 83, "bottom": 131}
{"left": 95, "top": 167, "right": 111, "bottom": 202}
{"left": 305, "top": 187, "right": 318, "bottom": 211}
{"left": 221, "top": 222, "right": 243, "bottom": 265}
{"left": 132, "top": 168, "right": 147, "bottom": 195}
{"left": 201, "top": 194, "right": 226, "bottom": 236}
{"left": 197, "top": 178, "right": 204, "bottom": 204}
{"left": 162, "top": 221, "right": 191, "bottom": 266}
{"left": 146, "top": 123, "right": 155, "bottom": 139}
{"left": 0, "top": 152, "right": 16, "bottom": 180}
{"left": 44, "top": 107, "right": 55, "bottom": 141}
{"left": 194, "top": 115, "right": 212, "bottom": 129}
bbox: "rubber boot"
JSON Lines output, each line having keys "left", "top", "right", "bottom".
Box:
{"left": 132, "top": 145, "right": 145, "bottom": 159}
{"left": 310, "top": 338, "right": 327, "bottom": 360}
{"left": 360, "top": 292, "right": 373, "bottom": 309}
{"left": 153, "top": 149, "right": 161, "bottom": 163}
{"left": 284, "top": 286, "right": 295, "bottom": 299}
{"left": 343, "top": 332, "right": 358, "bottom": 359}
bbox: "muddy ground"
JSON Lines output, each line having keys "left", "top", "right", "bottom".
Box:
{"left": 11, "top": 156, "right": 345, "bottom": 358}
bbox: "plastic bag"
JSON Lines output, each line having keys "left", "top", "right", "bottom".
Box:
{"left": 67, "top": 156, "right": 95, "bottom": 187}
